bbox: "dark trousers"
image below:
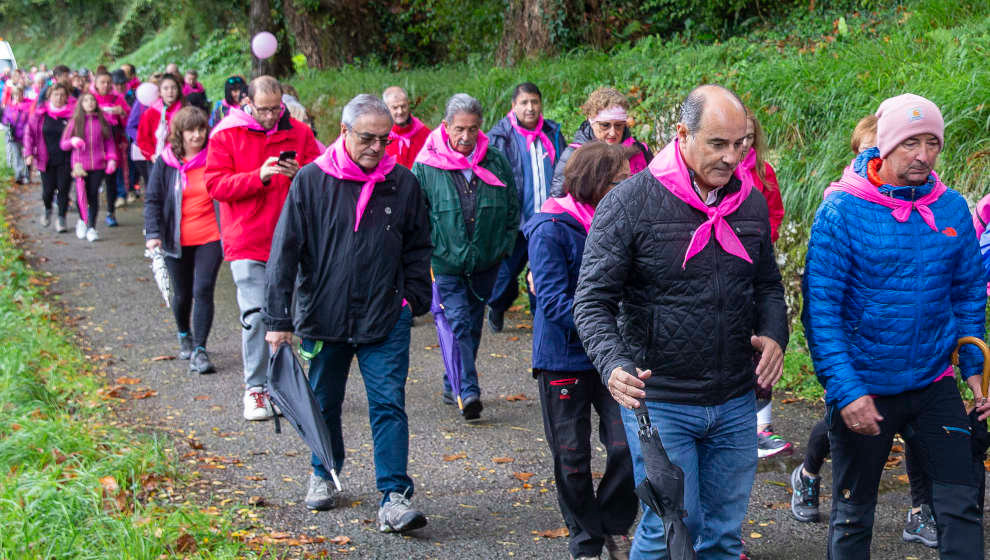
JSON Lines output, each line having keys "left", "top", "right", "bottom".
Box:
{"left": 435, "top": 267, "right": 499, "bottom": 399}
{"left": 78, "top": 171, "right": 105, "bottom": 227}
{"left": 489, "top": 231, "right": 534, "bottom": 314}
{"left": 164, "top": 241, "right": 223, "bottom": 349}
{"left": 805, "top": 418, "right": 930, "bottom": 507}
{"left": 538, "top": 369, "right": 637, "bottom": 558}
{"left": 133, "top": 159, "right": 149, "bottom": 188}
{"left": 827, "top": 378, "right": 983, "bottom": 559}
{"left": 41, "top": 162, "right": 71, "bottom": 217}
{"left": 105, "top": 168, "right": 120, "bottom": 215}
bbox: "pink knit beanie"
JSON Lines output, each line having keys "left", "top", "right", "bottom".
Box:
{"left": 875, "top": 94, "right": 944, "bottom": 158}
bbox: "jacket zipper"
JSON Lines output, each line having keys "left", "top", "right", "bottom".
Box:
{"left": 910, "top": 187, "right": 921, "bottom": 366}
{"left": 713, "top": 236, "right": 724, "bottom": 397}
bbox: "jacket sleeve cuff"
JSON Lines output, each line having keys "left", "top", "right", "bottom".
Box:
{"left": 830, "top": 385, "right": 868, "bottom": 410}
{"left": 264, "top": 315, "right": 294, "bottom": 332}
{"left": 600, "top": 357, "right": 638, "bottom": 388}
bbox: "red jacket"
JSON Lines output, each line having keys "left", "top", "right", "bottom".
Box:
{"left": 136, "top": 101, "right": 183, "bottom": 160}
{"left": 752, "top": 162, "right": 784, "bottom": 243}
{"left": 205, "top": 109, "right": 321, "bottom": 262}
{"left": 385, "top": 116, "right": 431, "bottom": 169}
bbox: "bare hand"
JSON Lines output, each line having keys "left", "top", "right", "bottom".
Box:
{"left": 752, "top": 335, "right": 784, "bottom": 389}
{"left": 145, "top": 239, "right": 162, "bottom": 251}
{"left": 840, "top": 395, "right": 884, "bottom": 436}
{"left": 966, "top": 375, "right": 990, "bottom": 421}
{"left": 265, "top": 330, "right": 294, "bottom": 353}
{"left": 526, "top": 271, "right": 535, "bottom": 295}
{"left": 24, "top": 155, "right": 33, "bottom": 167}
{"left": 259, "top": 156, "right": 299, "bottom": 183}
{"left": 608, "top": 366, "right": 652, "bottom": 409}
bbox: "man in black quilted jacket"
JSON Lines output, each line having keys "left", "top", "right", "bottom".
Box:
{"left": 573, "top": 84, "right": 788, "bottom": 559}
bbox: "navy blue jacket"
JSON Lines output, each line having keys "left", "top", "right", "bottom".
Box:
{"left": 524, "top": 210, "right": 594, "bottom": 372}
{"left": 488, "top": 115, "right": 566, "bottom": 227}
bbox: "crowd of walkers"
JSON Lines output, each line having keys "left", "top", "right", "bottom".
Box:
{"left": 3, "top": 60, "right": 988, "bottom": 560}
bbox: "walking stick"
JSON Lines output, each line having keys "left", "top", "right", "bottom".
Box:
{"left": 951, "top": 336, "right": 990, "bottom": 397}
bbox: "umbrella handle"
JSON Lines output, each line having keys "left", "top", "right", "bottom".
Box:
{"left": 951, "top": 336, "right": 990, "bottom": 397}
{"left": 635, "top": 403, "right": 651, "bottom": 428}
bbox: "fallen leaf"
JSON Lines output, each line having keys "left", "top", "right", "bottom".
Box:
{"left": 248, "top": 495, "right": 265, "bottom": 506}
{"left": 151, "top": 355, "right": 175, "bottom": 361}
{"left": 193, "top": 395, "right": 210, "bottom": 401}
{"left": 895, "top": 474, "right": 909, "bottom": 483}
{"left": 329, "top": 536, "right": 351, "bottom": 545}
{"left": 489, "top": 353, "right": 508, "bottom": 358}
{"left": 443, "top": 452, "right": 467, "bottom": 462}
{"left": 508, "top": 305, "right": 523, "bottom": 312}
{"left": 750, "top": 532, "right": 763, "bottom": 539}
{"left": 884, "top": 455, "right": 903, "bottom": 469}
{"left": 779, "top": 398, "right": 799, "bottom": 404}
{"left": 245, "top": 475, "right": 266, "bottom": 481}
{"left": 99, "top": 476, "right": 119, "bottom": 494}
{"left": 505, "top": 394, "right": 529, "bottom": 402}
{"left": 492, "top": 457, "right": 515, "bottom": 464}
{"left": 890, "top": 444, "right": 904, "bottom": 453}
{"left": 173, "top": 532, "right": 198, "bottom": 553}
{"left": 532, "top": 527, "right": 569, "bottom": 538}
{"left": 513, "top": 472, "right": 534, "bottom": 482}
{"left": 509, "top": 336, "right": 520, "bottom": 341}
{"left": 115, "top": 376, "right": 141, "bottom": 385}
{"left": 132, "top": 390, "right": 158, "bottom": 400}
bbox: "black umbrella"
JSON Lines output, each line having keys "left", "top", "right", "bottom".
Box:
{"left": 951, "top": 337, "right": 990, "bottom": 510}
{"left": 633, "top": 405, "right": 696, "bottom": 560}
{"left": 267, "top": 343, "right": 341, "bottom": 492}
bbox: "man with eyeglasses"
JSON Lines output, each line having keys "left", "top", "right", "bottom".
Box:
{"left": 205, "top": 75, "right": 322, "bottom": 423}
{"left": 264, "top": 93, "right": 432, "bottom": 531}
{"left": 485, "top": 82, "right": 566, "bottom": 334}
{"left": 382, "top": 86, "right": 430, "bottom": 169}
{"left": 412, "top": 93, "right": 519, "bottom": 422}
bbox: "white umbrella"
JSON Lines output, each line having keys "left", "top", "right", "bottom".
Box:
{"left": 145, "top": 247, "right": 171, "bottom": 307}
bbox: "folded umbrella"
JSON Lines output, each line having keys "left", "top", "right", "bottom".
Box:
{"left": 431, "top": 272, "right": 464, "bottom": 410}
{"left": 267, "top": 343, "right": 341, "bottom": 491}
{"left": 633, "top": 405, "right": 696, "bottom": 560}
{"left": 75, "top": 176, "right": 88, "bottom": 225}
{"left": 951, "top": 336, "right": 990, "bottom": 510}
{"left": 144, "top": 246, "right": 171, "bottom": 307}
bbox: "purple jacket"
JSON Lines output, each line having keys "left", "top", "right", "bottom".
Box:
{"left": 126, "top": 101, "right": 147, "bottom": 142}
{"left": 60, "top": 113, "right": 118, "bottom": 172}
{"left": 2, "top": 100, "right": 32, "bottom": 143}
{"left": 24, "top": 101, "right": 75, "bottom": 172}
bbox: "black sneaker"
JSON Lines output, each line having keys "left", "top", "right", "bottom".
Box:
{"left": 487, "top": 308, "right": 504, "bottom": 333}
{"left": 902, "top": 504, "right": 937, "bottom": 548}
{"left": 790, "top": 464, "right": 821, "bottom": 523}
{"left": 189, "top": 347, "right": 216, "bottom": 374}
{"left": 178, "top": 333, "right": 193, "bottom": 360}
{"left": 462, "top": 395, "right": 483, "bottom": 422}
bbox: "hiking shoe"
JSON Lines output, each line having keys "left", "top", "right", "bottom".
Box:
{"left": 75, "top": 219, "right": 87, "bottom": 239}
{"left": 85, "top": 227, "right": 99, "bottom": 242}
{"left": 105, "top": 214, "right": 118, "bottom": 227}
{"left": 40, "top": 209, "right": 51, "bottom": 227}
{"left": 790, "top": 464, "right": 821, "bottom": 523}
{"left": 488, "top": 308, "right": 504, "bottom": 333}
{"left": 114, "top": 197, "right": 126, "bottom": 209}
{"left": 243, "top": 386, "right": 274, "bottom": 421}
{"left": 55, "top": 216, "right": 67, "bottom": 233}
{"left": 902, "top": 504, "right": 937, "bottom": 548}
{"left": 441, "top": 390, "right": 456, "bottom": 406}
{"left": 757, "top": 427, "right": 793, "bottom": 458}
{"left": 126, "top": 191, "right": 138, "bottom": 203}
{"left": 304, "top": 473, "right": 337, "bottom": 510}
{"left": 604, "top": 534, "right": 631, "bottom": 560}
{"left": 178, "top": 333, "right": 194, "bottom": 360}
{"left": 462, "top": 395, "right": 483, "bottom": 422}
{"left": 378, "top": 490, "right": 427, "bottom": 533}
{"left": 189, "top": 347, "right": 216, "bottom": 374}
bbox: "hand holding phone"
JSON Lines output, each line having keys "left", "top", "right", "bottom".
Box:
{"left": 278, "top": 150, "right": 297, "bottom": 163}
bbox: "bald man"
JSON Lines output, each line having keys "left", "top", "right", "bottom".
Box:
{"left": 382, "top": 86, "right": 430, "bottom": 168}
{"left": 574, "top": 85, "right": 788, "bottom": 558}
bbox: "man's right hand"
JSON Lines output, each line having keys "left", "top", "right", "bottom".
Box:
{"left": 608, "top": 366, "right": 652, "bottom": 409}
{"left": 265, "top": 330, "right": 294, "bottom": 353}
{"left": 259, "top": 156, "right": 300, "bottom": 183}
{"left": 145, "top": 239, "right": 161, "bottom": 251}
{"left": 839, "top": 395, "right": 884, "bottom": 436}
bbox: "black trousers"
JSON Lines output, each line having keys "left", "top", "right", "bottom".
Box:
{"left": 164, "top": 240, "right": 223, "bottom": 349}
{"left": 41, "top": 162, "right": 71, "bottom": 217}
{"left": 827, "top": 378, "right": 983, "bottom": 559}
{"left": 77, "top": 171, "right": 105, "bottom": 228}
{"left": 537, "top": 369, "right": 637, "bottom": 558}
{"left": 104, "top": 168, "right": 119, "bottom": 215}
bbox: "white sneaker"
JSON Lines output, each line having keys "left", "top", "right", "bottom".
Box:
{"left": 243, "top": 386, "right": 274, "bottom": 421}
{"left": 86, "top": 227, "right": 99, "bottom": 242}
{"left": 75, "top": 219, "right": 87, "bottom": 239}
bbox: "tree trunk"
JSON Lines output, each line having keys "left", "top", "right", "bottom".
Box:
{"left": 496, "top": 0, "right": 556, "bottom": 66}
{"left": 282, "top": 0, "right": 382, "bottom": 70}
{"left": 249, "top": 0, "right": 291, "bottom": 78}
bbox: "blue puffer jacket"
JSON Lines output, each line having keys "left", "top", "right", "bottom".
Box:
{"left": 802, "top": 150, "right": 986, "bottom": 410}
{"left": 524, "top": 210, "right": 595, "bottom": 373}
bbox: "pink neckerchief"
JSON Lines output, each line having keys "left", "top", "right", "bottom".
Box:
{"left": 414, "top": 124, "right": 505, "bottom": 187}
{"left": 507, "top": 111, "right": 556, "bottom": 165}
{"left": 182, "top": 82, "right": 205, "bottom": 96}
{"left": 127, "top": 77, "right": 141, "bottom": 92}
{"left": 314, "top": 135, "right": 397, "bottom": 232}
{"left": 823, "top": 165, "right": 947, "bottom": 232}
{"left": 622, "top": 137, "right": 648, "bottom": 174}
{"left": 39, "top": 99, "right": 75, "bottom": 119}
{"left": 209, "top": 106, "right": 285, "bottom": 138}
{"left": 160, "top": 145, "right": 207, "bottom": 191}
{"left": 388, "top": 116, "right": 427, "bottom": 149}
{"left": 648, "top": 138, "right": 754, "bottom": 269}
{"left": 541, "top": 194, "right": 594, "bottom": 233}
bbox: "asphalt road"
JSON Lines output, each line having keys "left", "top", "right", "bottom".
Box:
{"left": 8, "top": 178, "right": 987, "bottom": 559}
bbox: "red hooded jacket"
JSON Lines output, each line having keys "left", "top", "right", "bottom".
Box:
{"left": 136, "top": 100, "right": 183, "bottom": 160}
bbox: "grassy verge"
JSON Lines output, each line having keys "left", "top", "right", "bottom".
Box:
{"left": 0, "top": 164, "right": 255, "bottom": 558}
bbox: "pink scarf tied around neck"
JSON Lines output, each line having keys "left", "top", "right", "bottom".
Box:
{"left": 508, "top": 111, "right": 556, "bottom": 165}
{"left": 314, "top": 135, "right": 397, "bottom": 232}
{"left": 414, "top": 124, "right": 505, "bottom": 187}
{"left": 823, "top": 165, "right": 947, "bottom": 232}
{"left": 541, "top": 194, "right": 595, "bottom": 233}
{"left": 160, "top": 145, "right": 207, "bottom": 191}
{"left": 649, "top": 139, "right": 754, "bottom": 269}
{"left": 388, "top": 116, "right": 427, "bottom": 149}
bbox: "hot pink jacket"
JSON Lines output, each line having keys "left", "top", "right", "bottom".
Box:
{"left": 60, "top": 113, "right": 119, "bottom": 172}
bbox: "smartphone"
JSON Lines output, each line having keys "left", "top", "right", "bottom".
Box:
{"left": 278, "top": 150, "right": 296, "bottom": 163}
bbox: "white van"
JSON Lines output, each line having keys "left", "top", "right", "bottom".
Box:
{"left": 0, "top": 40, "right": 17, "bottom": 74}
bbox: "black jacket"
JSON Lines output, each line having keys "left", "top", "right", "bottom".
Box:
{"left": 264, "top": 162, "right": 433, "bottom": 344}
{"left": 573, "top": 171, "right": 789, "bottom": 406}
{"left": 143, "top": 156, "right": 220, "bottom": 258}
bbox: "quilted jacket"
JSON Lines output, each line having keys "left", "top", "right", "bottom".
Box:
{"left": 549, "top": 120, "right": 653, "bottom": 198}
{"left": 802, "top": 153, "right": 986, "bottom": 410}
{"left": 573, "top": 170, "right": 789, "bottom": 406}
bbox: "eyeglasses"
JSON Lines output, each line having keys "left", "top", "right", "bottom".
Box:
{"left": 350, "top": 130, "right": 393, "bottom": 147}
{"left": 253, "top": 105, "right": 281, "bottom": 116}
{"left": 594, "top": 121, "right": 626, "bottom": 132}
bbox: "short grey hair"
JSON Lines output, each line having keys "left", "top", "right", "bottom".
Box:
{"left": 382, "top": 86, "right": 407, "bottom": 104}
{"left": 679, "top": 84, "right": 744, "bottom": 135}
{"left": 444, "top": 93, "right": 483, "bottom": 123}
{"left": 342, "top": 94, "right": 393, "bottom": 128}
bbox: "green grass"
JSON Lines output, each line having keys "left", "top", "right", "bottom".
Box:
{"left": 0, "top": 154, "right": 258, "bottom": 558}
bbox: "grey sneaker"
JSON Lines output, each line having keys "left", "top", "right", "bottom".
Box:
{"left": 40, "top": 209, "right": 51, "bottom": 227}
{"left": 304, "top": 473, "right": 337, "bottom": 510}
{"left": 378, "top": 490, "right": 427, "bottom": 533}
{"left": 189, "top": 347, "right": 216, "bottom": 374}
{"left": 178, "top": 333, "right": 194, "bottom": 360}
{"left": 604, "top": 534, "right": 631, "bottom": 560}
{"left": 790, "top": 464, "right": 821, "bottom": 523}
{"left": 55, "top": 216, "right": 67, "bottom": 233}
{"left": 902, "top": 504, "right": 937, "bottom": 548}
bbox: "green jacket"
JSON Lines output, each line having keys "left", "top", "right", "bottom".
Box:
{"left": 412, "top": 147, "right": 520, "bottom": 276}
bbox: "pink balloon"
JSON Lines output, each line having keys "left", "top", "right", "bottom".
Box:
{"left": 252, "top": 32, "right": 278, "bottom": 60}
{"left": 135, "top": 83, "right": 159, "bottom": 107}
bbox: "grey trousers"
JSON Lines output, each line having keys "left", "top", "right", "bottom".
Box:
{"left": 230, "top": 259, "right": 270, "bottom": 388}
{"left": 5, "top": 130, "right": 28, "bottom": 182}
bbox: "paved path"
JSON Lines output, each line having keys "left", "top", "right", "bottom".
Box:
{"left": 9, "top": 179, "right": 985, "bottom": 559}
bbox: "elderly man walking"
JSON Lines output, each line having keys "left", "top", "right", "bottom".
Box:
{"left": 412, "top": 93, "right": 519, "bottom": 422}
{"left": 574, "top": 84, "right": 789, "bottom": 559}
{"left": 205, "top": 75, "right": 322, "bottom": 422}
{"left": 486, "top": 82, "right": 566, "bottom": 333}
{"left": 264, "top": 93, "right": 432, "bottom": 532}
{"left": 383, "top": 86, "right": 430, "bottom": 169}
{"left": 803, "top": 93, "right": 988, "bottom": 559}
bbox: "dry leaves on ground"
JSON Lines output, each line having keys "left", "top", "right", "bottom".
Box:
{"left": 505, "top": 394, "right": 529, "bottom": 402}
{"left": 443, "top": 452, "right": 467, "bottom": 462}
{"left": 492, "top": 457, "right": 515, "bottom": 464}
{"left": 533, "top": 528, "right": 569, "bottom": 538}
{"left": 513, "top": 472, "right": 534, "bottom": 482}
{"left": 115, "top": 376, "right": 141, "bottom": 385}
{"left": 132, "top": 389, "right": 158, "bottom": 400}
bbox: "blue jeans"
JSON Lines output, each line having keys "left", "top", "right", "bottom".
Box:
{"left": 489, "top": 231, "right": 534, "bottom": 314}
{"left": 620, "top": 392, "right": 757, "bottom": 560}
{"left": 434, "top": 268, "right": 499, "bottom": 399}
{"left": 304, "top": 307, "right": 414, "bottom": 503}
